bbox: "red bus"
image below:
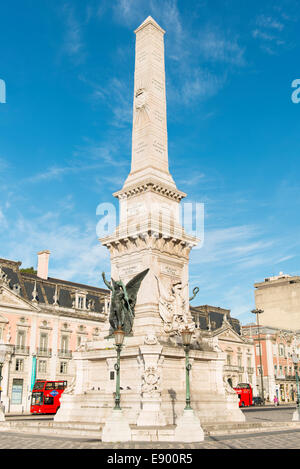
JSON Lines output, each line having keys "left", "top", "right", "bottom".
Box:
{"left": 233, "top": 383, "right": 253, "bottom": 407}
{"left": 30, "top": 380, "right": 67, "bottom": 414}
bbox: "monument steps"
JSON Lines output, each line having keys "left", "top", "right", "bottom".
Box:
{"left": 1, "top": 419, "right": 300, "bottom": 440}
{"left": 202, "top": 420, "right": 300, "bottom": 436}
{"left": 0, "top": 420, "right": 103, "bottom": 439}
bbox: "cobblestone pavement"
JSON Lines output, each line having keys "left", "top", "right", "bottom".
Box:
{"left": 243, "top": 406, "right": 295, "bottom": 422}
{"left": 1, "top": 407, "right": 299, "bottom": 449}
{"left": 1, "top": 428, "right": 300, "bottom": 449}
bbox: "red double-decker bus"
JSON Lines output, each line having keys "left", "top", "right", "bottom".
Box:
{"left": 233, "top": 383, "right": 253, "bottom": 407}
{"left": 30, "top": 380, "right": 67, "bottom": 414}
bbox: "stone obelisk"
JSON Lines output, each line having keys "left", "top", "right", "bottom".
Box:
{"left": 101, "top": 16, "right": 198, "bottom": 339}
{"left": 55, "top": 17, "right": 245, "bottom": 439}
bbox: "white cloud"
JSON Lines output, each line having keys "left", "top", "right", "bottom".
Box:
{"left": 197, "top": 30, "right": 246, "bottom": 66}
{"left": 3, "top": 211, "right": 109, "bottom": 286}
{"left": 60, "top": 3, "right": 85, "bottom": 63}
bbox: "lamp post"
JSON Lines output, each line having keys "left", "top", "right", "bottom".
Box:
{"left": 113, "top": 327, "right": 125, "bottom": 410}
{"left": 0, "top": 343, "right": 7, "bottom": 404}
{"left": 102, "top": 326, "right": 131, "bottom": 442}
{"left": 251, "top": 309, "right": 265, "bottom": 405}
{"left": 181, "top": 326, "right": 193, "bottom": 410}
{"left": 292, "top": 353, "right": 300, "bottom": 421}
{"left": 174, "top": 325, "right": 204, "bottom": 442}
{"left": 0, "top": 343, "right": 7, "bottom": 420}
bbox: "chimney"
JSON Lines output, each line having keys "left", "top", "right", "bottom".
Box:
{"left": 37, "top": 250, "right": 50, "bottom": 280}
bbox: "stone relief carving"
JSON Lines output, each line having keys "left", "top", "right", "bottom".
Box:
{"left": 223, "top": 376, "right": 237, "bottom": 395}
{"left": 134, "top": 88, "right": 150, "bottom": 128}
{"left": 144, "top": 333, "right": 158, "bottom": 345}
{"left": 155, "top": 276, "right": 194, "bottom": 335}
{"left": 64, "top": 377, "right": 76, "bottom": 395}
{"left": 141, "top": 366, "right": 161, "bottom": 395}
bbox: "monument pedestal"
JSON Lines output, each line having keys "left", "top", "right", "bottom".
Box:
{"left": 174, "top": 409, "right": 204, "bottom": 442}
{"left": 55, "top": 335, "right": 245, "bottom": 436}
{"left": 137, "top": 393, "right": 166, "bottom": 427}
{"left": 101, "top": 409, "right": 131, "bottom": 442}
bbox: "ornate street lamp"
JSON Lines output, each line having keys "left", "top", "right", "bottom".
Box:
{"left": 181, "top": 326, "right": 193, "bottom": 410}
{"left": 292, "top": 353, "right": 300, "bottom": 421}
{"left": 251, "top": 309, "right": 265, "bottom": 405}
{"left": 113, "top": 327, "right": 125, "bottom": 410}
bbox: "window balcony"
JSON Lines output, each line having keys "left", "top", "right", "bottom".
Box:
{"left": 275, "top": 373, "right": 286, "bottom": 380}
{"left": 224, "top": 365, "right": 239, "bottom": 373}
{"left": 58, "top": 349, "right": 72, "bottom": 359}
{"left": 14, "top": 345, "right": 30, "bottom": 356}
{"left": 37, "top": 348, "right": 52, "bottom": 358}
{"left": 285, "top": 375, "right": 296, "bottom": 381}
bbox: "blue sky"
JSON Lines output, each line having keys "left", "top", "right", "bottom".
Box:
{"left": 0, "top": 0, "right": 299, "bottom": 324}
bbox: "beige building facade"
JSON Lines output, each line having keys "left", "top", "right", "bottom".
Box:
{"left": 242, "top": 324, "right": 300, "bottom": 403}
{"left": 192, "top": 306, "right": 257, "bottom": 391}
{"left": 255, "top": 273, "right": 300, "bottom": 330}
{"left": 0, "top": 254, "right": 107, "bottom": 413}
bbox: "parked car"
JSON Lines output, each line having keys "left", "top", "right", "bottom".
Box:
{"left": 252, "top": 396, "right": 264, "bottom": 406}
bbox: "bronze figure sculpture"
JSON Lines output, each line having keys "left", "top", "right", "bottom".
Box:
{"left": 102, "top": 268, "right": 149, "bottom": 334}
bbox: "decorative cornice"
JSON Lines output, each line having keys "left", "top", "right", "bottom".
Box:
{"left": 101, "top": 230, "right": 198, "bottom": 260}
{"left": 113, "top": 179, "right": 186, "bottom": 203}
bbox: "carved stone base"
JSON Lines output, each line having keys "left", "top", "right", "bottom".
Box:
{"left": 174, "top": 409, "right": 204, "bottom": 442}
{"left": 137, "top": 394, "right": 166, "bottom": 426}
{"left": 101, "top": 409, "right": 131, "bottom": 442}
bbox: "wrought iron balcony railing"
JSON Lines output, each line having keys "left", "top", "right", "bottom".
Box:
{"left": 58, "top": 349, "right": 72, "bottom": 359}
{"left": 14, "top": 345, "right": 30, "bottom": 355}
{"left": 37, "top": 348, "right": 52, "bottom": 358}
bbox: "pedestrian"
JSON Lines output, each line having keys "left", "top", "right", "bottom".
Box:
{"left": 273, "top": 395, "right": 279, "bottom": 406}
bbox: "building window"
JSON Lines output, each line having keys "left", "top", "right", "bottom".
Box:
{"left": 38, "top": 360, "right": 47, "bottom": 373}
{"left": 110, "top": 371, "right": 115, "bottom": 380}
{"left": 15, "top": 359, "right": 24, "bottom": 372}
{"left": 279, "top": 344, "right": 285, "bottom": 357}
{"left": 61, "top": 335, "right": 69, "bottom": 352}
{"left": 11, "top": 379, "right": 23, "bottom": 405}
{"left": 60, "top": 362, "right": 68, "bottom": 374}
{"left": 39, "top": 333, "right": 48, "bottom": 351}
{"left": 17, "top": 330, "right": 26, "bottom": 348}
{"left": 76, "top": 294, "right": 86, "bottom": 309}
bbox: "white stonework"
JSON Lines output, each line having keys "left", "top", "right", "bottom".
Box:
{"left": 55, "top": 16, "right": 245, "bottom": 441}
{"left": 174, "top": 409, "right": 204, "bottom": 442}
{"left": 102, "top": 409, "right": 131, "bottom": 442}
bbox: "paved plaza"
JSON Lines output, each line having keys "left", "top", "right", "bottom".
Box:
{"left": 1, "top": 407, "right": 300, "bottom": 449}
{"left": 1, "top": 428, "right": 300, "bottom": 449}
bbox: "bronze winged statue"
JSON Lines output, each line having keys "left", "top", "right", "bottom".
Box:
{"left": 102, "top": 268, "right": 149, "bottom": 334}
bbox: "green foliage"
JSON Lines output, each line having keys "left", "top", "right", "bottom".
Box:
{"left": 20, "top": 267, "right": 37, "bottom": 274}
